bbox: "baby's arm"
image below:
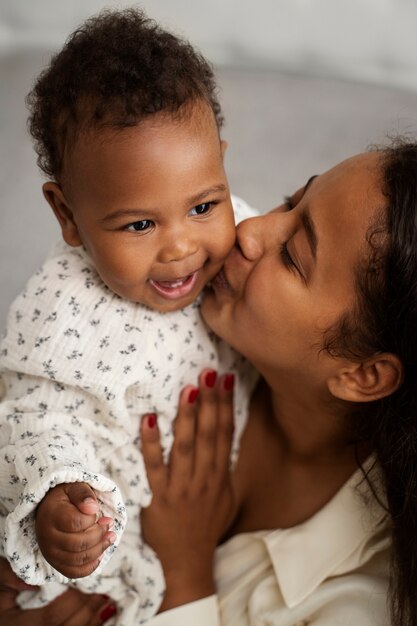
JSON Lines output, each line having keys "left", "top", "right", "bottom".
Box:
{"left": 35, "top": 482, "right": 116, "bottom": 579}
{"left": 0, "top": 247, "right": 129, "bottom": 584}
{"left": 0, "top": 371, "right": 127, "bottom": 585}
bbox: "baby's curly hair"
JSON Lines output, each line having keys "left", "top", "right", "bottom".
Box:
{"left": 27, "top": 8, "right": 224, "bottom": 181}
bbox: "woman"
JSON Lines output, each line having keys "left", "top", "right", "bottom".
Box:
{"left": 140, "top": 141, "right": 417, "bottom": 626}
{"left": 0, "top": 140, "right": 416, "bottom": 625}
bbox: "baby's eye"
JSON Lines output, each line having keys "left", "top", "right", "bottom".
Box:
{"left": 125, "top": 220, "right": 154, "bottom": 232}
{"left": 188, "top": 202, "right": 213, "bottom": 217}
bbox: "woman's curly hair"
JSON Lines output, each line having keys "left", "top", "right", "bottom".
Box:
{"left": 26, "top": 8, "right": 224, "bottom": 181}
{"left": 323, "top": 139, "right": 417, "bottom": 626}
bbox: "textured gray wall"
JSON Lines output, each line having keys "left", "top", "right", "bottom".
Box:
{"left": 2, "top": 52, "right": 417, "bottom": 330}
{"left": 1, "top": 0, "right": 417, "bottom": 91}
{"left": 2, "top": 2, "right": 417, "bottom": 329}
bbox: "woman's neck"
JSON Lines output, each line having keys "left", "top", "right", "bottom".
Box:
{"left": 268, "top": 384, "right": 356, "bottom": 463}
{"left": 228, "top": 379, "right": 366, "bottom": 535}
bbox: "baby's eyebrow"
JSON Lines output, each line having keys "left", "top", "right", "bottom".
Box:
{"left": 187, "top": 184, "right": 228, "bottom": 206}
{"left": 100, "top": 208, "right": 153, "bottom": 223}
{"left": 100, "top": 184, "right": 229, "bottom": 223}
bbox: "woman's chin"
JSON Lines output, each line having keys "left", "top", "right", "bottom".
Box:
{"left": 201, "top": 288, "right": 224, "bottom": 330}
{"left": 201, "top": 290, "right": 235, "bottom": 345}
{"left": 200, "top": 287, "right": 216, "bottom": 323}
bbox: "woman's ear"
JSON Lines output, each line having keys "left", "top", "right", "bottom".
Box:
{"left": 327, "top": 353, "right": 403, "bottom": 403}
{"left": 43, "top": 182, "right": 82, "bottom": 247}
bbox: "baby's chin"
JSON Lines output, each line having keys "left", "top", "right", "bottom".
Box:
{"left": 112, "top": 282, "right": 205, "bottom": 313}
{"left": 152, "top": 296, "right": 201, "bottom": 313}
{"left": 143, "top": 288, "right": 206, "bottom": 314}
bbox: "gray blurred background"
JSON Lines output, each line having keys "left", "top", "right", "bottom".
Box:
{"left": 2, "top": 0, "right": 417, "bottom": 330}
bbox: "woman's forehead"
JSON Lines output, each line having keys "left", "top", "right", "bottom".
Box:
{"left": 305, "top": 153, "right": 385, "bottom": 269}
{"left": 324, "top": 152, "right": 382, "bottom": 188}
{"left": 308, "top": 153, "right": 384, "bottom": 218}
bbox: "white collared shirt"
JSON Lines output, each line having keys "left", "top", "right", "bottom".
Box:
{"left": 149, "top": 464, "right": 392, "bottom": 625}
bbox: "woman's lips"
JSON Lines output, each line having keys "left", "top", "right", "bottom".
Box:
{"left": 149, "top": 270, "right": 199, "bottom": 300}
{"left": 211, "top": 268, "right": 233, "bottom": 293}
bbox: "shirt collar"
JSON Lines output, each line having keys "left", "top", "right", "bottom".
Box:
{"left": 259, "top": 459, "right": 390, "bottom": 608}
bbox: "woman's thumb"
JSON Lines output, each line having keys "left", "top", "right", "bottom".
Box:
{"left": 65, "top": 482, "right": 99, "bottom": 516}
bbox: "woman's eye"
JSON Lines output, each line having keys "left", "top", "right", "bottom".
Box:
{"left": 280, "top": 242, "right": 300, "bottom": 275}
{"left": 125, "top": 220, "right": 154, "bottom": 232}
{"left": 189, "top": 202, "right": 213, "bottom": 216}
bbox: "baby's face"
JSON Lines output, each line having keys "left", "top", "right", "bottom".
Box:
{"left": 47, "top": 102, "right": 235, "bottom": 312}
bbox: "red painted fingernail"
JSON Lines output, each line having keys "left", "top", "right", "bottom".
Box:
{"left": 223, "top": 373, "right": 235, "bottom": 391}
{"left": 205, "top": 370, "right": 217, "bottom": 388}
{"left": 100, "top": 603, "right": 117, "bottom": 622}
{"left": 188, "top": 388, "right": 199, "bottom": 403}
{"left": 147, "top": 413, "right": 157, "bottom": 428}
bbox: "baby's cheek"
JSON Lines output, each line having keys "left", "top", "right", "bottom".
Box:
{"left": 214, "top": 215, "right": 236, "bottom": 259}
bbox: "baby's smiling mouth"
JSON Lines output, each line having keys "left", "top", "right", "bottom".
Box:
{"left": 149, "top": 269, "right": 200, "bottom": 300}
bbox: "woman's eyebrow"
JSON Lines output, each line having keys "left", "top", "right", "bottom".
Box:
{"left": 304, "top": 174, "right": 318, "bottom": 195}
{"left": 300, "top": 176, "right": 318, "bottom": 260}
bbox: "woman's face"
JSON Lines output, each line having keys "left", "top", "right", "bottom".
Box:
{"left": 201, "top": 152, "right": 385, "bottom": 384}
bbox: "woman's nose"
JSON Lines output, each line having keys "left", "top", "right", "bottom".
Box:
{"left": 235, "top": 216, "right": 265, "bottom": 261}
{"left": 236, "top": 210, "right": 292, "bottom": 261}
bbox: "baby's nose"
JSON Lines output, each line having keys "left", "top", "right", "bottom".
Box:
{"left": 159, "top": 234, "right": 198, "bottom": 263}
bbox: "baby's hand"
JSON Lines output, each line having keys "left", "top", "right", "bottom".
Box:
{"left": 35, "top": 482, "right": 116, "bottom": 579}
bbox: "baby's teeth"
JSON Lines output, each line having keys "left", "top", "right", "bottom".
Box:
{"left": 163, "top": 278, "right": 186, "bottom": 288}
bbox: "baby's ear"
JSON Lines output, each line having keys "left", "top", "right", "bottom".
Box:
{"left": 43, "top": 182, "right": 82, "bottom": 247}
{"left": 327, "top": 353, "right": 403, "bottom": 403}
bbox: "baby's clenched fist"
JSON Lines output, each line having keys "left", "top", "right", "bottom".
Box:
{"left": 35, "top": 482, "right": 115, "bottom": 579}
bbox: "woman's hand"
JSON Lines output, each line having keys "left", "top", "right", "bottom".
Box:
{"left": 141, "top": 370, "right": 236, "bottom": 612}
{"left": 0, "top": 557, "right": 117, "bottom": 625}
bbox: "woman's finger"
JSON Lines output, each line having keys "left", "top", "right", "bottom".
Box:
{"left": 141, "top": 412, "right": 168, "bottom": 496}
{"left": 192, "top": 370, "right": 219, "bottom": 486}
{"left": 45, "top": 589, "right": 114, "bottom": 626}
{"left": 168, "top": 385, "right": 199, "bottom": 491}
{"left": 0, "top": 589, "right": 111, "bottom": 626}
{"left": 0, "top": 558, "right": 38, "bottom": 612}
{"left": 0, "top": 557, "right": 37, "bottom": 595}
{"left": 0, "top": 591, "right": 16, "bottom": 614}
{"left": 214, "top": 373, "right": 235, "bottom": 478}
{"left": 61, "top": 592, "right": 117, "bottom": 626}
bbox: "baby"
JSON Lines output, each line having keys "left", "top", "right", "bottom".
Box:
{"left": 0, "top": 8, "right": 257, "bottom": 625}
